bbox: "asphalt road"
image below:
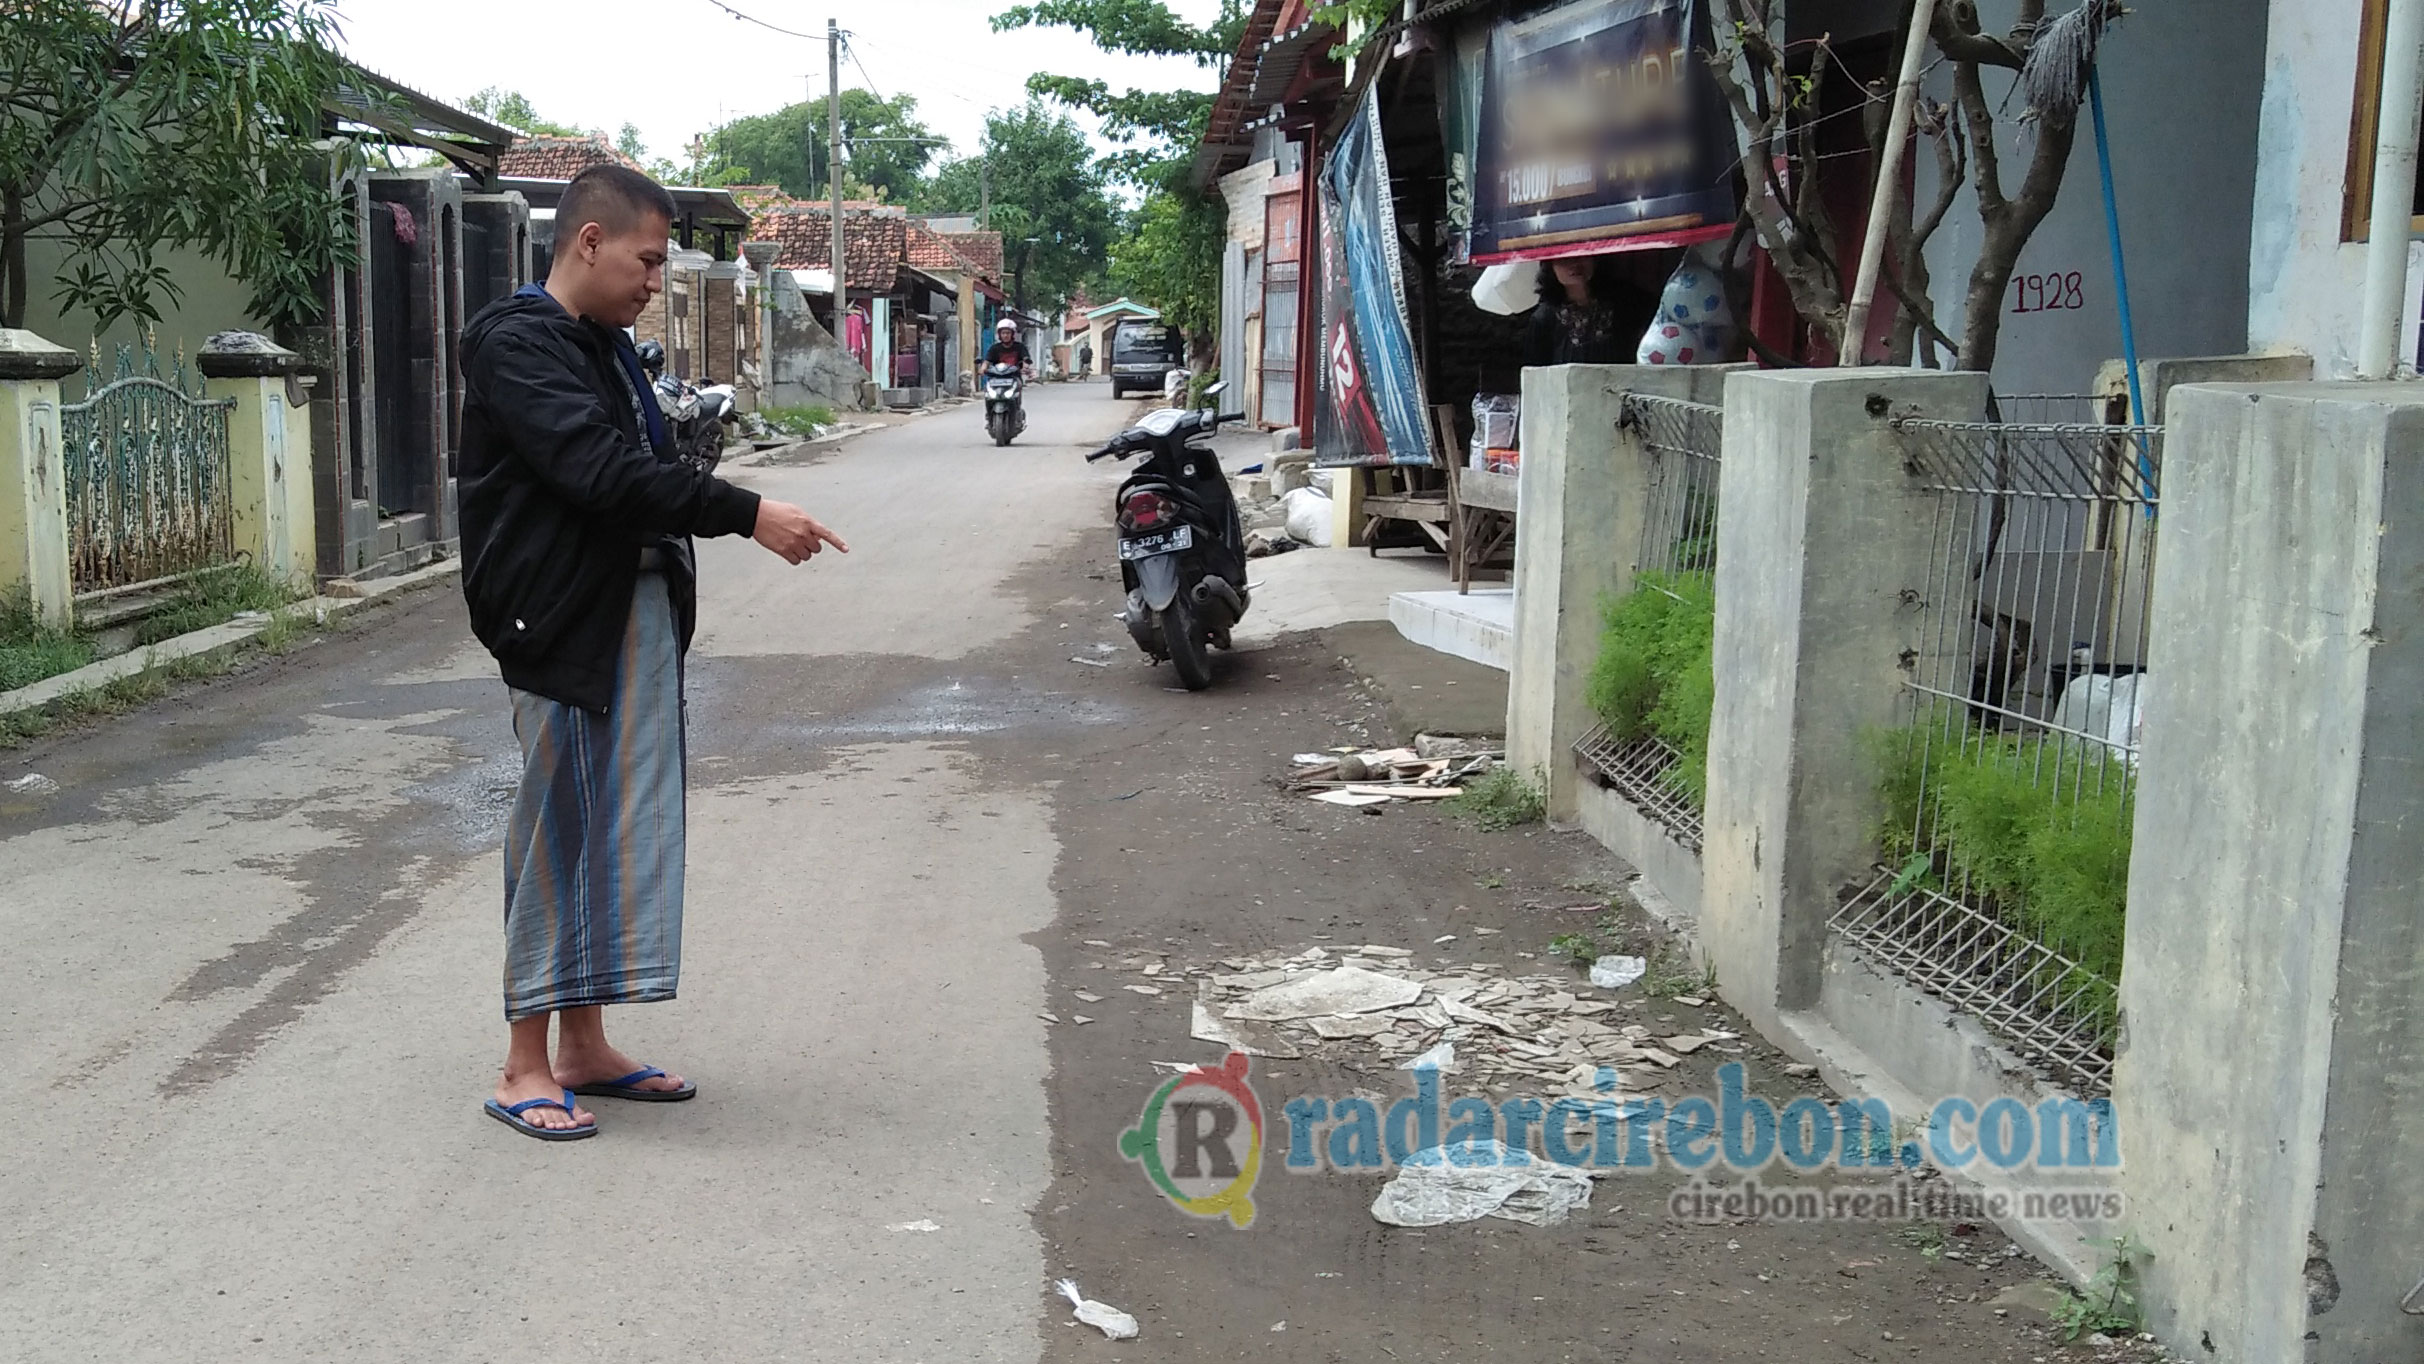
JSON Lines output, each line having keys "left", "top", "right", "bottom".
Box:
{"left": 0, "top": 376, "right": 2103, "bottom": 1363}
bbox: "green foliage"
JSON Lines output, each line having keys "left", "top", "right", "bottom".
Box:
{"left": 1584, "top": 573, "right": 1717, "bottom": 800}
{"left": 1877, "top": 725, "right": 2134, "bottom": 986}
{"left": 462, "top": 88, "right": 583, "bottom": 138}
{"left": 2054, "top": 1235, "right": 2147, "bottom": 1341}
{"left": 1449, "top": 768, "right": 1545, "bottom": 831}
{"left": 917, "top": 102, "right": 1115, "bottom": 314}
{"left": 2, "top": 0, "right": 370, "bottom": 330}
{"left": 705, "top": 91, "right": 938, "bottom": 204}
{"left": 1111, "top": 189, "right": 1224, "bottom": 348}
{"left": 131, "top": 563, "right": 301, "bottom": 645}
{"left": 1547, "top": 931, "right": 1601, "bottom": 966}
{"left": 761, "top": 404, "right": 837, "bottom": 437}
{"left": 0, "top": 596, "right": 94, "bottom": 693}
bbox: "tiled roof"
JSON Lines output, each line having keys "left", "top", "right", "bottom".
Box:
{"left": 753, "top": 207, "right": 906, "bottom": 292}
{"left": 497, "top": 135, "right": 645, "bottom": 180}
{"left": 939, "top": 230, "right": 1003, "bottom": 282}
{"left": 904, "top": 222, "right": 980, "bottom": 276}
{"left": 727, "top": 184, "right": 802, "bottom": 216}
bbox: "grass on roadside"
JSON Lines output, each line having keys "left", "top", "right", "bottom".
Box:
{"left": 0, "top": 597, "right": 95, "bottom": 693}
{"left": 133, "top": 563, "right": 302, "bottom": 646}
{"left": 761, "top": 404, "right": 838, "bottom": 437}
{"left": 1449, "top": 767, "right": 1546, "bottom": 831}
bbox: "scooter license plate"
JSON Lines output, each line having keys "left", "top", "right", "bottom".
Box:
{"left": 1118, "top": 525, "right": 1193, "bottom": 560}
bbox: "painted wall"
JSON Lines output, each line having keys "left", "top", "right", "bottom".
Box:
{"left": 1915, "top": 0, "right": 2270, "bottom": 397}
{"left": 18, "top": 241, "right": 272, "bottom": 379}
{"left": 2246, "top": 2, "right": 2424, "bottom": 377}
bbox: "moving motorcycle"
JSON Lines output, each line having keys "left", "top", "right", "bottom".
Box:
{"left": 982, "top": 361, "right": 1027, "bottom": 447}
{"left": 1083, "top": 383, "right": 1250, "bottom": 690}
{"left": 636, "top": 340, "right": 739, "bottom": 472}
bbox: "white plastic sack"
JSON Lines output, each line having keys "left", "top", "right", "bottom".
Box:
{"left": 2051, "top": 671, "right": 2150, "bottom": 763}
{"left": 1055, "top": 1280, "right": 1140, "bottom": 1340}
{"left": 1471, "top": 261, "right": 1542, "bottom": 317}
{"left": 1638, "top": 245, "right": 1737, "bottom": 367}
{"left": 1370, "top": 1139, "right": 1594, "bottom": 1227}
{"left": 1283, "top": 486, "right": 1335, "bottom": 548}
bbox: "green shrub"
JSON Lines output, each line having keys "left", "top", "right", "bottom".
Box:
{"left": 1584, "top": 572, "right": 1716, "bottom": 798}
{"left": 1875, "top": 725, "right": 2133, "bottom": 987}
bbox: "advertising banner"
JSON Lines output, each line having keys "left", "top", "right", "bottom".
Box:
{"left": 1469, "top": 0, "right": 1738, "bottom": 261}
{"left": 1313, "top": 88, "right": 1432, "bottom": 468}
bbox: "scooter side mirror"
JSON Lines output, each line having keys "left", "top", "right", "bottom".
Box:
{"left": 1203, "top": 380, "right": 1227, "bottom": 398}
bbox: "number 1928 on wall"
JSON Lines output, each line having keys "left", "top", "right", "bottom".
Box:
{"left": 2012, "top": 271, "right": 2085, "bottom": 313}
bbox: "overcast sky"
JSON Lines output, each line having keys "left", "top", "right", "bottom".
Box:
{"left": 332, "top": 0, "right": 1228, "bottom": 176}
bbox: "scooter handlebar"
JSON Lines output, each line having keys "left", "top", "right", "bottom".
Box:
{"left": 1217, "top": 411, "right": 1247, "bottom": 424}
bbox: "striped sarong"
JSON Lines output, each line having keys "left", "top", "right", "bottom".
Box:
{"left": 500, "top": 571, "right": 686, "bottom": 1021}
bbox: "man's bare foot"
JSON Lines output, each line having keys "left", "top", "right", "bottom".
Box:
{"left": 493, "top": 1068, "right": 596, "bottom": 1133}
{"left": 553, "top": 1041, "right": 689, "bottom": 1096}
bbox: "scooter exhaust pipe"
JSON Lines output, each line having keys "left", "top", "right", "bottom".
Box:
{"left": 1193, "top": 576, "right": 1243, "bottom": 618}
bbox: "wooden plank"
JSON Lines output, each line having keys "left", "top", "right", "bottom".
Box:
{"left": 1365, "top": 494, "right": 1449, "bottom": 521}
{"left": 1461, "top": 469, "right": 1519, "bottom": 513}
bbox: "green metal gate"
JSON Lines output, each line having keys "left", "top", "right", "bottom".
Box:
{"left": 58, "top": 345, "right": 238, "bottom": 598}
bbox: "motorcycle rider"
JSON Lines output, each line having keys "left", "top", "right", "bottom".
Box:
{"left": 985, "top": 318, "right": 1032, "bottom": 376}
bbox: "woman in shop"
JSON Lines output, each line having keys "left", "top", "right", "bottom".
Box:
{"left": 1525, "top": 253, "right": 1660, "bottom": 367}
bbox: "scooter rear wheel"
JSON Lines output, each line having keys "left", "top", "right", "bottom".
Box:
{"left": 1161, "top": 596, "right": 1213, "bottom": 691}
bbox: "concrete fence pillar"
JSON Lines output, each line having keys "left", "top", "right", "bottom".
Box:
{"left": 2115, "top": 382, "right": 2424, "bottom": 1363}
{"left": 0, "top": 330, "right": 81, "bottom": 626}
{"left": 1698, "top": 368, "right": 1988, "bottom": 1038}
{"left": 199, "top": 333, "right": 317, "bottom": 590}
{"left": 1506, "top": 363, "right": 1723, "bottom": 821}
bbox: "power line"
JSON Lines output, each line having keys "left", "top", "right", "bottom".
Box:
{"left": 696, "top": 0, "right": 820, "bottom": 40}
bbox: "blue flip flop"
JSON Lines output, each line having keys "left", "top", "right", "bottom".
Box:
{"left": 485, "top": 1089, "right": 597, "bottom": 1141}
{"left": 569, "top": 1066, "right": 697, "bottom": 1103}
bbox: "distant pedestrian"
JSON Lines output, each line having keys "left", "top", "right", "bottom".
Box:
{"left": 456, "top": 164, "right": 847, "bottom": 1140}
{"left": 1077, "top": 338, "right": 1093, "bottom": 378}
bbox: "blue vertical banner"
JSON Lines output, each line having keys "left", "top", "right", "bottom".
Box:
{"left": 1314, "top": 88, "right": 1433, "bottom": 468}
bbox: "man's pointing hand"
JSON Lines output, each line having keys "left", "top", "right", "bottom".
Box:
{"left": 752, "top": 500, "right": 849, "bottom": 565}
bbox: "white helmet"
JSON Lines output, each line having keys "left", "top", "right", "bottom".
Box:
{"left": 996, "top": 319, "right": 1016, "bottom": 334}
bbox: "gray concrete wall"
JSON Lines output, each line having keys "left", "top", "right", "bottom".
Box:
{"left": 1700, "top": 369, "right": 1987, "bottom": 1036}
{"left": 2115, "top": 382, "right": 2424, "bottom": 1362}
{"left": 2090, "top": 352, "right": 2314, "bottom": 424}
{"left": 767, "top": 270, "right": 870, "bottom": 413}
{"left": 1507, "top": 364, "right": 1708, "bottom": 821}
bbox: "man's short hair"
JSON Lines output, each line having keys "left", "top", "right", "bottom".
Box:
{"left": 553, "top": 164, "right": 677, "bottom": 261}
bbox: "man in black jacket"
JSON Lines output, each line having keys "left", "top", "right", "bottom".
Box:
{"left": 458, "top": 164, "right": 845, "bottom": 1140}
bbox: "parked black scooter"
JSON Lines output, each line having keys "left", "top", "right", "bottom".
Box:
{"left": 636, "top": 340, "right": 738, "bottom": 472}
{"left": 1084, "top": 382, "right": 1250, "bottom": 690}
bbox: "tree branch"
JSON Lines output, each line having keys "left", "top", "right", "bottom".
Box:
{"left": 1955, "top": 61, "right": 2004, "bottom": 216}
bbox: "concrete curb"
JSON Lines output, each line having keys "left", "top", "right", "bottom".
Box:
{"left": 0, "top": 557, "right": 461, "bottom": 720}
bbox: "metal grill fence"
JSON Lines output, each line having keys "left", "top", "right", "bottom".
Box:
{"left": 60, "top": 345, "right": 238, "bottom": 598}
{"left": 1573, "top": 392, "right": 1722, "bottom": 851}
{"left": 1829, "top": 400, "right": 2160, "bottom": 1096}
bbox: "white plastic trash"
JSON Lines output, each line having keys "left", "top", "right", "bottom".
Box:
{"left": 1282, "top": 487, "right": 1335, "bottom": 547}
{"left": 1055, "top": 1279, "right": 1140, "bottom": 1340}
{"left": 1369, "top": 1139, "right": 1594, "bottom": 1227}
{"left": 1471, "top": 261, "right": 1542, "bottom": 316}
{"left": 1399, "top": 1041, "right": 1458, "bottom": 1073}
{"left": 1589, "top": 955, "right": 1648, "bottom": 990}
{"left": 2051, "top": 671, "right": 2149, "bottom": 764}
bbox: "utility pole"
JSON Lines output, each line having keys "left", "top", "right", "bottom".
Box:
{"left": 828, "top": 18, "right": 846, "bottom": 331}
{"left": 979, "top": 157, "right": 989, "bottom": 229}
